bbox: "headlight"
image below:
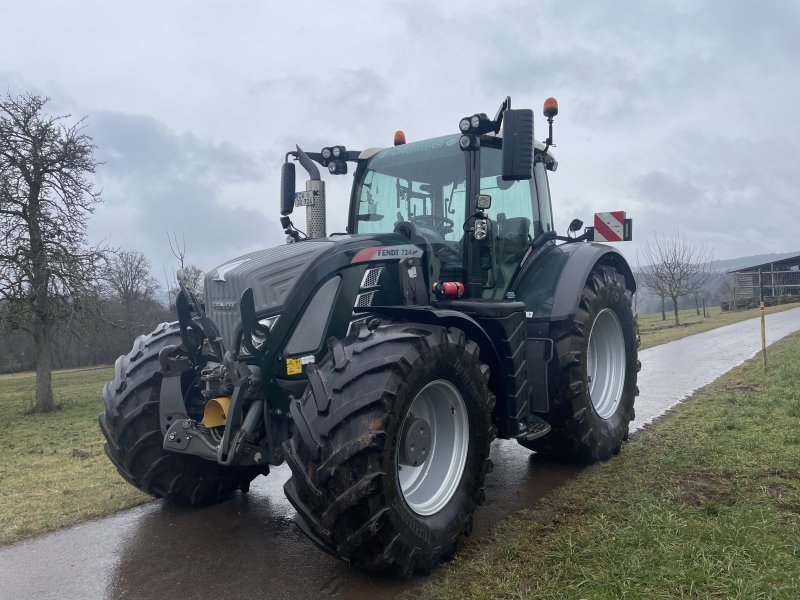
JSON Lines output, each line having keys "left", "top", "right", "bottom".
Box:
{"left": 245, "top": 315, "right": 280, "bottom": 352}
{"left": 459, "top": 117, "right": 471, "bottom": 132}
{"left": 321, "top": 147, "right": 332, "bottom": 160}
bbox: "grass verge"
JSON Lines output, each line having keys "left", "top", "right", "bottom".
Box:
{"left": 420, "top": 333, "right": 800, "bottom": 599}
{"left": 0, "top": 367, "right": 150, "bottom": 546}
{"left": 637, "top": 302, "right": 800, "bottom": 349}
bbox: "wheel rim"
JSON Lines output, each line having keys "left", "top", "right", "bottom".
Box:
{"left": 587, "top": 308, "right": 626, "bottom": 420}
{"left": 397, "top": 379, "right": 469, "bottom": 516}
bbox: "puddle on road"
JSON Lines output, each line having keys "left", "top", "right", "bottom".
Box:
{"left": 0, "top": 441, "right": 578, "bottom": 600}
{"left": 107, "top": 443, "right": 578, "bottom": 600}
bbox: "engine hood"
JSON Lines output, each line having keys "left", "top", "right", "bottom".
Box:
{"left": 204, "top": 240, "right": 336, "bottom": 350}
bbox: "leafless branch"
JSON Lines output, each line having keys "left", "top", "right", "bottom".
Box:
{"left": 639, "top": 231, "right": 715, "bottom": 325}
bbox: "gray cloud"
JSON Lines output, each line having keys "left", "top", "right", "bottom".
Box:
{"left": 87, "top": 110, "right": 281, "bottom": 275}
{"left": 1, "top": 0, "right": 799, "bottom": 273}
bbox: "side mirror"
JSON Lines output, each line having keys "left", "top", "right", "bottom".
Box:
{"left": 568, "top": 218, "right": 583, "bottom": 233}
{"left": 280, "top": 162, "right": 296, "bottom": 216}
{"left": 502, "top": 109, "right": 534, "bottom": 181}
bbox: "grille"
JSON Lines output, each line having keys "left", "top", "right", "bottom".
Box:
{"left": 354, "top": 291, "right": 377, "bottom": 308}
{"left": 360, "top": 267, "right": 383, "bottom": 288}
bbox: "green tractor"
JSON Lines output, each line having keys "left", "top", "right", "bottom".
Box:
{"left": 99, "top": 97, "right": 638, "bottom": 576}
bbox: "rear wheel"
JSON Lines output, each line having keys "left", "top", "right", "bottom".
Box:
{"left": 99, "top": 322, "right": 264, "bottom": 505}
{"left": 284, "top": 323, "right": 494, "bottom": 576}
{"left": 520, "top": 265, "right": 638, "bottom": 462}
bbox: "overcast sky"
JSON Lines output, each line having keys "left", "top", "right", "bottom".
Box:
{"left": 2, "top": 0, "right": 798, "bottom": 279}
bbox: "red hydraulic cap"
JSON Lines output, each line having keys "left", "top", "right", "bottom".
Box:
{"left": 394, "top": 130, "right": 406, "bottom": 146}
{"left": 543, "top": 97, "right": 559, "bottom": 118}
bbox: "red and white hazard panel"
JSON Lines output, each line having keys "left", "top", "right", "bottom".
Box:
{"left": 593, "top": 211, "right": 626, "bottom": 242}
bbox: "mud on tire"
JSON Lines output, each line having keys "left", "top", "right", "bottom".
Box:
{"left": 99, "top": 322, "right": 264, "bottom": 505}
{"left": 283, "top": 323, "right": 494, "bottom": 576}
{"left": 520, "top": 265, "right": 638, "bottom": 462}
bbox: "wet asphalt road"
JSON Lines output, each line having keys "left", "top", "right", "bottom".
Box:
{"left": 1, "top": 307, "right": 798, "bottom": 600}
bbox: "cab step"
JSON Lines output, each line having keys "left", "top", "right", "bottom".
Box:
{"left": 516, "top": 416, "right": 552, "bottom": 442}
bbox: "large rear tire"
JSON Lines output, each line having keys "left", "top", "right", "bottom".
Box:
{"left": 520, "top": 265, "right": 638, "bottom": 462}
{"left": 284, "top": 323, "right": 494, "bottom": 576}
{"left": 99, "top": 322, "right": 264, "bottom": 505}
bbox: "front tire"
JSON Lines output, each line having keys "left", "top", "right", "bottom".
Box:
{"left": 520, "top": 265, "right": 638, "bottom": 462}
{"left": 99, "top": 322, "right": 264, "bottom": 505}
{"left": 284, "top": 323, "right": 494, "bottom": 576}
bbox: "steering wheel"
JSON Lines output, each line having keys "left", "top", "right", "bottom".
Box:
{"left": 409, "top": 214, "right": 455, "bottom": 236}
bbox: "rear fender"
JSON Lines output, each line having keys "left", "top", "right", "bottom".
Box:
{"left": 513, "top": 242, "right": 635, "bottom": 322}
{"left": 511, "top": 242, "right": 635, "bottom": 417}
{"left": 551, "top": 243, "right": 635, "bottom": 321}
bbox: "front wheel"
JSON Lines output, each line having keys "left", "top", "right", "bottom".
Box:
{"left": 283, "top": 324, "right": 494, "bottom": 576}
{"left": 520, "top": 265, "right": 638, "bottom": 462}
{"left": 99, "top": 322, "right": 265, "bottom": 505}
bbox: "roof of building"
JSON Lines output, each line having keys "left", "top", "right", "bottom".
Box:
{"left": 727, "top": 252, "right": 800, "bottom": 274}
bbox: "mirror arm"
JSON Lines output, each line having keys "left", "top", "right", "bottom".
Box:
{"left": 493, "top": 96, "right": 511, "bottom": 133}
{"left": 543, "top": 116, "right": 555, "bottom": 154}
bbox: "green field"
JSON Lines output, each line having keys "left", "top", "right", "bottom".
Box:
{"left": 419, "top": 333, "right": 800, "bottom": 599}
{"left": 0, "top": 367, "right": 150, "bottom": 546}
{"left": 637, "top": 302, "right": 800, "bottom": 349}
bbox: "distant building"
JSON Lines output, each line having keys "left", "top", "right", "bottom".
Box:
{"left": 724, "top": 253, "right": 800, "bottom": 309}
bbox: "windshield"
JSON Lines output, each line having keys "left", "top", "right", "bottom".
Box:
{"left": 354, "top": 136, "right": 546, "bottom": 238}
{"left": 355, "top": 136, "right": 465, "bottom": 241}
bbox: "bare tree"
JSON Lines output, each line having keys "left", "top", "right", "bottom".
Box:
{"left": 105, "top": 250, "right": 159, "bottom": 311}
{"left": 164, "top": 231, "right": 204, "bottom": 306}
{"left": 637, "top": 248, "right": 668, "bottom": 321}
{"left": 717, "top": 273, "right": 739, "bottom": 311}
{"left": 105, "top": 249, "right": 162, "bottom": 335}
{"left": 639, "top": 269, "right": 669, "bottom": 321}
{"left": 640, "top": 232, "right": 714, "bottom": 326}
{"left": 0, "top": 94, "right": 108, "bottom": 412}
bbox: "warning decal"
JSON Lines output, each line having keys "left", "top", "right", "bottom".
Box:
{"left": 593, "top": 211, "right": 626, "bottom": 242}
{"left": 286, "top": 357, "right": 302, "bottom": 376}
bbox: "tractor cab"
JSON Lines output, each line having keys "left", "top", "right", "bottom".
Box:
{"left": 281, "top": 97, "right": 560, "bottom": 301}
{"left": 349, "top": 133, "right": 558, "bottom": 299}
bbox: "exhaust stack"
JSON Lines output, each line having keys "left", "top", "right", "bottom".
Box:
{"left": 305, "top": 179, "right": 326, "bottom": 239}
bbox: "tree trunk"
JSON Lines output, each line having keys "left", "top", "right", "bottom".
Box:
{"left": 672, "top": 296, "right": 680, "bottom": 326}
{"left": 695, "top": 292, "right": 700, "bottom": 316}
{"left": 661, "top": 296, "right": 666, "bottom": 321}
{"left": 33, "top": 322, "right": 56, "bottom": 412}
